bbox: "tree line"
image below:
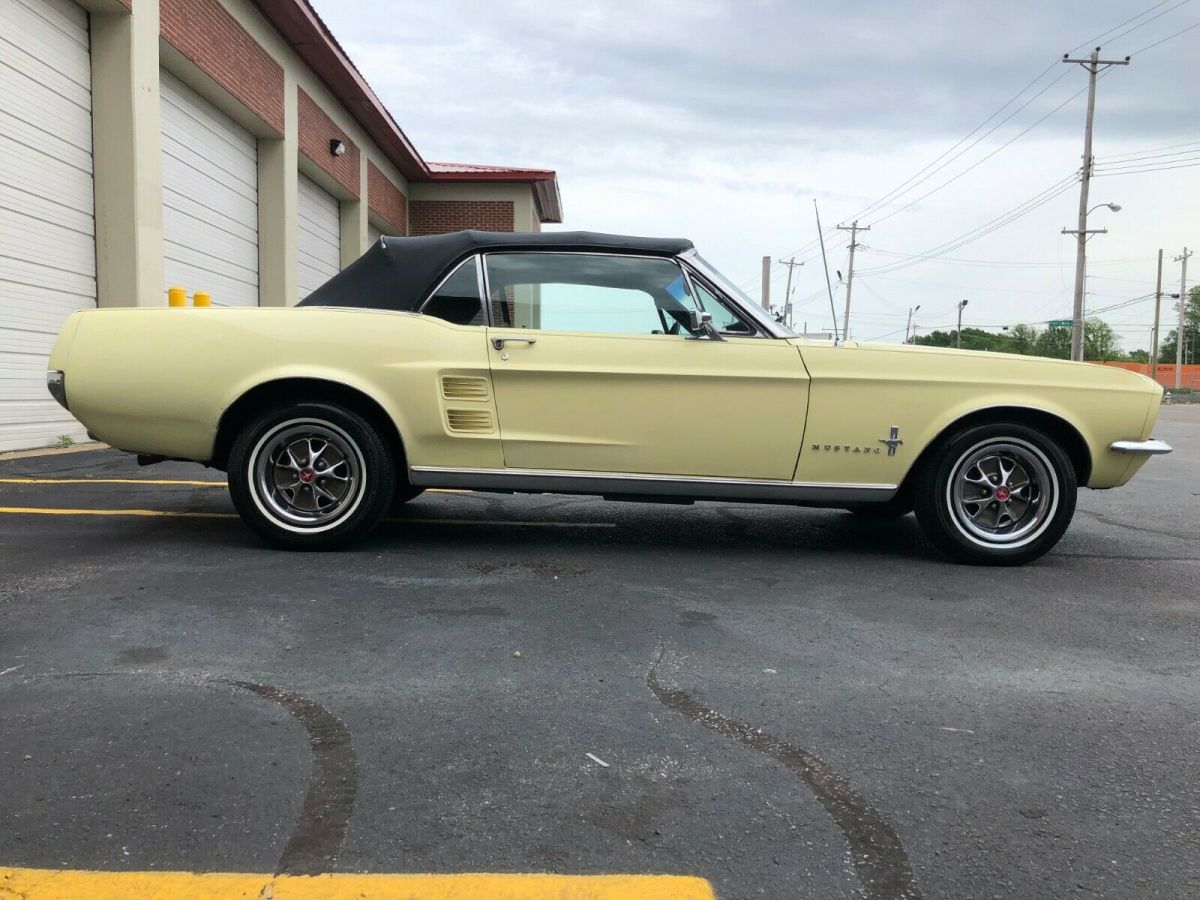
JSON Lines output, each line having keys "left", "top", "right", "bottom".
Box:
{"left": 908, "top": 285, "right": 1200, "bottom": 363}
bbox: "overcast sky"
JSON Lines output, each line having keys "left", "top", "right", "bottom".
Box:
{"left": 312, "top": 0, "right": 1198, "bottom": 348}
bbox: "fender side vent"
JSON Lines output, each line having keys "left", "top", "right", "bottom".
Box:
{"left": 446, "top": 409, "right": 494, "bottom": 433}
{"left": 442, "top": 376, "right": 490, "bottom": 401}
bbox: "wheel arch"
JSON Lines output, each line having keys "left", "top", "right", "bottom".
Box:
{"left": 896, "top": 405, "right": 1092, "bottom": 500}
{"left": 211, "top": 377, "right": 407, "bottom": 473}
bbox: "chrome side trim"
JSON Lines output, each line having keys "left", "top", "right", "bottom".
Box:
{"left": 410, "top": 466, "right": 897, "bottom": 504}
{"left": 1110, "top": 439, "right": 1173, "bottom": 455}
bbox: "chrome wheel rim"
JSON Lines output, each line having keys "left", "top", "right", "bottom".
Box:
{"left": 948, "top": 438, "right": 1057, "bottom": 548}
{"left": 250, "top": 419, "right": 365, "bottom": 532}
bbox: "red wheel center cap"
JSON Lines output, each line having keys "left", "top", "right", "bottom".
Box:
{"left": 994, "top": 486, "right": 1011, "bottom": 502}
{"left": 299, "top": 468, "right": 316, "bottom": 484}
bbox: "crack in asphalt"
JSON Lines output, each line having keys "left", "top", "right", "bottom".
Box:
{"left": 225, "top": 681, "right": 358, "bottom": 876}
{"left": 647, "top": 644, "right": 922, "bottom": 900}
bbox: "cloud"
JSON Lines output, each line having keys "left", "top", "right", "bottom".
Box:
{"left": 313, "top": 0, "right": 1199, "bottom": 348}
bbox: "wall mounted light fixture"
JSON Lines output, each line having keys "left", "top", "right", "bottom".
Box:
{"left": 330, "top": 139, "right": 346, "bottom": 157}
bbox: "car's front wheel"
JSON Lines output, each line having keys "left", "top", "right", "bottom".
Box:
{"left": 913, "top": 422, "right": 1077, "bottom": 566}
{"left": 227, "top": 402, "right": 394, "bottom": 549}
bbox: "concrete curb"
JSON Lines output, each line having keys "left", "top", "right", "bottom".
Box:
{"left": 0, "top": 442, "right": 109, "bottom": 462}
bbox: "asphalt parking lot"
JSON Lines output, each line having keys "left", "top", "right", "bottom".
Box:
{"left": 1, "top": 405, "right": 1197, "bottom": 899}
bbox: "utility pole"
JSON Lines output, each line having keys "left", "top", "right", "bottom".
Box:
{"left": 1062, "top": 47, "right": 1129, "bottom": 362}
{"left": 956, "top": 299, "right": 968, "bottom": 349}
{"left": 836, "top": 220, "right": 869, "bottom": 340}
{"left": 779, "top": 257, "right": 804, "bottom": 329}
{"left": 1151, "top": 249, "right": 1164, "bottom": 382}
{"left": 760, "top": 256, "right": 771, "bottom": 310}
{"left": 1175, "top": 248, "right": 1192, "bottom": 389}
{"left": 905, "top": 305, "right": 920, "bottom": 343}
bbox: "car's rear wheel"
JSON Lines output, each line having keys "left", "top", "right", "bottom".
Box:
{"left": 228, "top": 402, "right": 394, "bottom": 549}
{"left": 913, "top": 422, "right": 1076, "bottom": 566}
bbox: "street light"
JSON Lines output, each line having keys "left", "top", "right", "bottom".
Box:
{"left": 905, "top": 304, "right": 920, "bottom": 343}
{"left": 956, "top": 299, "right": 968, "bottom": 349}
{"left": 1063, "top": 201, "right": 1121, "bottom": 361}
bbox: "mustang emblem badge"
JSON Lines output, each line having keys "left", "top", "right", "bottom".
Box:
{"left": 879, "top": 426, "right": 903, "bottom": 456}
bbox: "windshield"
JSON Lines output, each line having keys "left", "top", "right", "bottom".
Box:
{"left": 687, "top": 252, "right": 797, "bottom": 337}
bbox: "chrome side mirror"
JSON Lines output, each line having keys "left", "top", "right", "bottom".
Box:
{"left": 687, "top": 308, "right": 725, "bottom": 341}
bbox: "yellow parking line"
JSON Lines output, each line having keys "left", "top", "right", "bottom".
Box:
{"left": 0, "top": 477, "right": 226, "bottom": 486}
{"left": 0, "top": 506, "right": 238, "bottom": 518}
{"left": 0, "top": 868, "right": 715, "bottom": 899}
{"left": 0, "top": 478, "right": 466, "bottom": 494}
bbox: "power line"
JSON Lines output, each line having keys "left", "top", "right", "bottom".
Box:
{"left": 857, "top": 174, "right": 1080, "bottom": 276}
{"left": 1100, "top": 0, "right": 1194, "bottom": 46}
{"left": 870, "top": 80, "right": 1095, "bottom": 226}
{"left": 740, "top": 1, "right": 1197, "bottom": 290}
{"left": 1127, "top": 19, "right": 1200, "bottom": 54}
{"left": 1069, "top": 0, "right": 1184, "bottom": 51}
{"left": 1094, "top": 158, "right": 1200, "bottom": 176}
{"left": 1097, "top": 141, "right": 1200, "bottom": 162}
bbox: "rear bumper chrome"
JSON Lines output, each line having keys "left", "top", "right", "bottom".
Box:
{"left": 46, "top": 370, "right": 68, "bottom": 410}
{"left": 1110, "top": 439, "right": 1173, "bottom": 455}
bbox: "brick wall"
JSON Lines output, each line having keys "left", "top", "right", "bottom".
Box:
{"left": 368, "top": 161, "right": 406, "bottom": 234}
{"left": 160, "top": 0, "right": 284, "bottom": 135}
{"left": 298, "top": 88, "right": 360, "bottom": 197}
{"left": 409, "top": 200, "right": 515, "bottom": 236}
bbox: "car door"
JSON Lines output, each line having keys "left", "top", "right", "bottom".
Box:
{"left": 482, "top": 252, "right": 809, "bottom": 480}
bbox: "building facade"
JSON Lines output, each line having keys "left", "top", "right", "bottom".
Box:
{"left": 0, "top": 0, "right": 562, "bottom": 451}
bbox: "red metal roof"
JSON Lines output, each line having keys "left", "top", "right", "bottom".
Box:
{"left": 250, "top": 0, "right": 562, "bottom": 222}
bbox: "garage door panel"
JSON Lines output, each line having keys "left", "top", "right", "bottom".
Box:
{"left": 1, "top": 0, "right": 87, "bottom": 47}
{"left": 0, "top": 208, "right": 96, "bottom": 274}
{"left": 161, "top": 69, "right": 259, "bottom": 308}
{"left": 161, "top": 147, "right": 257, "bottom": 211}
{"left": 0, "top": 0, "right": 91, "bottom": 84}
{"left": 0, "top": 68, "right": 92, "bottom": 157}
{"left": 0, "top": 39, "right": 91, "bottom": 118}
{"left": 0, "top": 254, "right": 95, "bottom": 300}
{"left": 0, "top": 0, "right": 93, "bottom": 452}
{"left": 160, "top": 181, "right": 258, "bottom": 248}
{"left": 297, "top": 173, "right": 340, "bottom": 300}
{"left": 158, "top": 236, "right": 257, "bottom": 288}
{"left": 160, "top": 80, "right": 256, "bottom": 188}
{"left": 160, "top": 130, "right": 257, "bottom": 204}
{"left": 0, "top": 176, "right": 94, "bottom": 238}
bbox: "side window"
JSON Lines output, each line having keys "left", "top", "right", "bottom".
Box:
{"left": 691, "top": 278, "right": 757, "bottom": 336}
{"left": 421, "top": 257, "right": 484, "bottom": 326}
{"left": 484, "top": 253, "right": 699, "bottom": 336}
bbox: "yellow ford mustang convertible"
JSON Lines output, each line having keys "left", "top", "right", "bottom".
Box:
{"left": 48, "top": 231, "right": 1171, "bottom": 564}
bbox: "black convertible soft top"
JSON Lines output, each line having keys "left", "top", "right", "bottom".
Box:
{"left": 297, "top": 230, "right": 695, "bottom": 312}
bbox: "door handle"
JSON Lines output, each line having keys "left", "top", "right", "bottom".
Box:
{"left": 492, "top": 337, "right": 537, "bottom": 350}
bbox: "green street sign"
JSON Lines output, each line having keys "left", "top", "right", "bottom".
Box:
{"left": 1049, "top": 319, "right": 1073, "bottom": 328}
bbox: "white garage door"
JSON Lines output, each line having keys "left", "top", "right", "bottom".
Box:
{"left": 0, "top": 0, "right": 95, "bottom": 451}
{"left": 297, "top": 173, "right": 340, "bottom": 299}
{"left": 161, "top": 69, "right": 258, "bottom": 307}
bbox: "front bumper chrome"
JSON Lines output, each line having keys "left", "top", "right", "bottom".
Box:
{"left": 1110, "top": 439, "right": 1173, "bottom": 455}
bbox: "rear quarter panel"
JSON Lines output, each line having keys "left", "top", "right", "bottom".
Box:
{"left": 792, "top": 341, "right": 1159, "bottom": 489}
{"left": 60, "top": 307, "right": 499, "bottom": 467}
